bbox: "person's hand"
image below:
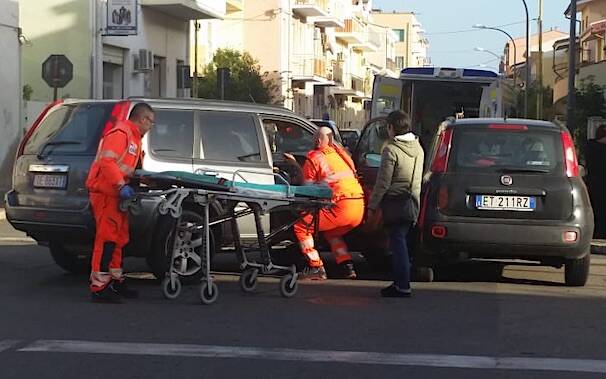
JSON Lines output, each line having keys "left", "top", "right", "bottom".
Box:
{"left": 119, "top": 185, "right": 135, "bottom": 200}
{"left": 283, "top": 153, "right": 297, "bottom": 165}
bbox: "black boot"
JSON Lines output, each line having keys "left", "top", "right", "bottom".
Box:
{"left": 110, "top": 279, "right": 139, "bottom": 299}
{"left": 91, "top": 285, "right": 122, "bottom": 303}
{"left": 339, "top": 260, "right": 357, "bottom": 279}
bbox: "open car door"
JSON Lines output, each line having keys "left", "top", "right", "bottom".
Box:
{"left": 370, "top": 75, "right": 404, "bottom": 119}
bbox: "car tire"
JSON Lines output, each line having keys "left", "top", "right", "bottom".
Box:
{"left": 49, "top": 241, "right": 90, "bottom": 275}
{"left": 565, "top": 253, "right": 590, "bottom": 287}
{"left": 146, "top": 209, "right": 216, "bottom": 282}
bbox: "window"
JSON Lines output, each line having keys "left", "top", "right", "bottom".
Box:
{"left": 393, "top": 29, "right": 405, "bottom": 42}
{"left": 356, "top": 119, "right": 389, "bottom": 166}
{"left": 451, "top": 127, "right": 563, "bottom": 173}
{"left": 148, "top": 109, "right": 194, "bottom": 159}
{"left": 396, "top": 56, "right": 405, "bottom": 69}
{"left": 262, "top": 119, "right": 314, "bottom": 161}
{"left": 24, "top": 103, "right": 114, "bottom": 156}
{"left": 198, "top": 111, "right": 262, "bottom": 163}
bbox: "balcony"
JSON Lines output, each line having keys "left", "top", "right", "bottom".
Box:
{"left": 225, "top": 0, "right": 243, "bottom": 13}
{"left": 386, "top": 58, "right": 396, "bottom": 72}
{"left": 291, "top": 55, "right": 333, "bottom": 83}
{"left": 312, "top": 0, "right": 345, "bottom": 28}
{"left": 140, "top": 0, "right": 225, "bottom": 20}
{"left": 292, "top": 0, "right": 329, "bottom": 18}
{"left": 352, "top": 27, "right": 381, "bottom": 52}
{"left": 335, "top": 18, "right": 365, "bottom": 45}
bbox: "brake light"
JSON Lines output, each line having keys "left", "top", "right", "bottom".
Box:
{"left": 101, "top": 101, "right": 132, "bottom": 136}
{"left": 560, "top": 131, "right": 579, "bottom": 177}
{"left": 16, "top": 100, "right": 63, "bottom": 158}
{"left": 488, "top": 124, "right": 528, "bottom": 131}
{"left": 430, "top": 128, "right": 453, "bottom": 173}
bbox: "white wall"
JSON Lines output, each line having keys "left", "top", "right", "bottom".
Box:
{"left": 102, "top": 5, "right": 189, "bottom": 98}
{"left": 0, "top": 0, "right": 21, "bottom": 194}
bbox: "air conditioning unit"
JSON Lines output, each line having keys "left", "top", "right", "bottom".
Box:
{"left": 134, "top": 49, "right": 153, "bottom": 72}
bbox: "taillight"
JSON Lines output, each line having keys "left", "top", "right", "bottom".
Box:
{"left": 101, "top": 101, "right": 132, "bottom": 136}
{"left": 560, "top": 131, "right": 579, "bottom": 177}
{"left": 430, "top": 128, "right": 453, "bottom": 173}
{"left": 431, "top": 225, "right": 447, "bottom": 239}
{"left": 16, "top": 100, "right": 63, "bottom": 158}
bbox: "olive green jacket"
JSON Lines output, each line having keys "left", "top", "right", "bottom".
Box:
{"left": 368, "top": 133, "right": 424, "bottom": 219}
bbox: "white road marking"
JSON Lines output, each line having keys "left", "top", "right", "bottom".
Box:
{"left": 0, "top": 340, "right": 21, "bottom": 352}
{"left": 0, "top": 237, "right": 35, "bottom": 244}
{"left": 17, "top": 339, "right": 606, "bottom": 374}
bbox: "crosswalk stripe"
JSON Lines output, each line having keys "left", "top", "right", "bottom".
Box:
{"left": 0, "top": 340, "right": 21, "bottom": 352}
{"left": 16, "top": 339, "right": 606, "bottom": 374}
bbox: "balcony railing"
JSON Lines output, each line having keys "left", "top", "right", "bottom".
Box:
{"left": 335, "top": 18, "right": 365, "bottom": 45}
{"left": 291, "top": 55, "right": 331, "bottom": 81}
{"left": 386, "top": 58, "right": 396, "bottom": 72}
{"left": 292, "top": 0, "right": 329, "bottom": 17}
{"left": 351, "top": 75, "right": 364, "bottom": 93}
{"left": 332, "top": 61, "right": 344, "bottom": 84}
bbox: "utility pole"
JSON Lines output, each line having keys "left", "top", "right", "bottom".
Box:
{"left": 567, "top": 0, "right": 577, "bottom": 135}
{"left": 193, "top": 20, "right": 199, "bottom": 98}
{"left": 537, "top": 0, "right": 544, "bottom": 119}
{"left": 522, "top": 0, "right": 530, "bottom": 118}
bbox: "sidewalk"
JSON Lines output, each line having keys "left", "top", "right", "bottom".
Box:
{"left": 0, "top": 209, "right": 36, "bottom": 243}
{"left": 592, "top": 239, "right": 606, "bottom": 255}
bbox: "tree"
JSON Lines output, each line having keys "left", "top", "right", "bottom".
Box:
{"left": 572, "top": 76, "right": 605, "bottom": 163}
{"left": 195, "top": 48, "right": 280, "bottom": 104}
{"left": 516, "top": 81, "right": 555, "bottom": 121}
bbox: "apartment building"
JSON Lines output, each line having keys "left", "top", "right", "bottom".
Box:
{"left": 370, "top": 10, "right": 430, "bottom": 70}
{"left": 20, "top": 0, "right": 225, "bottom": 103}
{"left": 553, "top": 0, "right": 606, "bottom": 112}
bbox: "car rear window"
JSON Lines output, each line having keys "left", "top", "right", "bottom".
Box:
{"left": 148, "top": 109, "right": 194, "bottom": 159}
{"left": 450, "top": 125, "right": 564, "bottom": 173}
{"left": 198, "top": 111, "right": 262, "bottom": 163}
{"left": 23, "top": 103, "right": 114, "bottom": 156}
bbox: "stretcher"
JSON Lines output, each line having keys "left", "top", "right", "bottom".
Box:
{"left": 128, "top": 169, "right": 333, "bottom": 304}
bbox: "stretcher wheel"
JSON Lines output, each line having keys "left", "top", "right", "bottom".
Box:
{"left": 239, "top": 268, "right": 259, "bottom": 293}
{"left": 161, "top": 277, "right": 182, "bottom": 300}
{"left": 200, "top": 281, "right": 219, "bottom": 305}
{"left": 279, "top": 274, "right": 298, "bottom": 298}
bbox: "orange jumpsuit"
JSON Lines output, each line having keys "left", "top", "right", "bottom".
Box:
{"left": 86, "top": 120, "right": 141, "bottom": 292}
{"left": 294, "top": 144, "right": 365, "bottom": 267}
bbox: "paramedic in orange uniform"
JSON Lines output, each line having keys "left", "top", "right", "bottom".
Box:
{"left": 284, "top": 126, "right": 365, "bottom": 280}
{"left": 86, "top": 103, "right": 155, "bottom": 303}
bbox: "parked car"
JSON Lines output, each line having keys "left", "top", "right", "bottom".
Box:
{"left": 309, "top": 119, "right": 343, "bottom": 144}
{"left": 352, "top": 117, "right": 594, "bottom": 286}
{"left": 5, "top": 98, "right": 321, "bottom": 278}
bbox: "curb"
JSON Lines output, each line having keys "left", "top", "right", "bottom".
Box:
{"left": 0, "top": 209, "right": 5, "bottom": 221}
{"left": 0, "top": 237, "right": 36, "bottom": 244}
{"left": 591, "top": 242, "right": 606, "bottom": 255}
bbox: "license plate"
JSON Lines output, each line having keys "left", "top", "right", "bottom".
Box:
{"left": 475, "top": 195, "right": 535, "bottom": 211}
{"left": 33, "top": 174, "right": 67, "bottom": 189}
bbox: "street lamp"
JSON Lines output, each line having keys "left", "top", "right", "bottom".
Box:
{"left": 473, "top": 24, "right": 517, "bottom": 87}
{"left": 474, "top": 47, "right": 503, "bottom": 61}
{"left": 522, "top": 0, "right": 530, "bottom": 118}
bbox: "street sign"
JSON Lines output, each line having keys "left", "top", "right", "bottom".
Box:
{"left": 106, "top": 0, "right": 138, "bottom": 36}
{"left": 42, "top": 54, "right": 73, "bottom": 100}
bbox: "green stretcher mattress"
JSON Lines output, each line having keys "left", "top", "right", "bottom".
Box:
{"left": 135, "top": 170, "right": 333, "bottom": 200}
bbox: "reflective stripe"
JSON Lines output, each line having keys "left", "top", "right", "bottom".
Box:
{"left": 92, "top": 122, "right": 139, "bottom": 179}
{"left": 304, "top": 249, "right": 321, "bottom": 262}
{"left": 98, "top": 150, "right": 120, "bottom": 159}
{"left": 299, "top": 237, "right": 315, "bottom": 250}
{"left": 109, "top": 268, "right": 123, "bottom": 280}
{"left": 90, "top": 271, "right": 111, "bottom": 288}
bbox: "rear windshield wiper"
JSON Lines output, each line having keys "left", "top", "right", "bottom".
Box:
{"left": 497, "top": 167, "right": 551, "bottom": 174}
{"left": 37, "top": 140, "right": 82, "bottom": 159}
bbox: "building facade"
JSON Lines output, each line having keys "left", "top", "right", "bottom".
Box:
{"left": 20, "top": 0, "right": 225, "bottom": 103}
{"left": 0, "top": 0, "right": 21, "bottom": 195}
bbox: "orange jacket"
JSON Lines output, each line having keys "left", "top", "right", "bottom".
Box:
{"left": 302, "top": 144, "right": 363, "bottom": 201}
{"left": 86, "top": 120, "right": 142, "bottom": 197}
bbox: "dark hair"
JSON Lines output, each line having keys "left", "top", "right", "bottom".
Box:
{"left": 129, "top": 102, "right": 154, "bottom": 121}
{"left": 596, "top": 124, "right": 606, "bottom": 141}
{"left": 386, "top": 110, "right": 411, "bottom": 135}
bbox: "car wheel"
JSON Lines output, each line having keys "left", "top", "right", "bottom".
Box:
{"left": 146, "top": 209, "right": 216, "bottom": 282}
{"left": 565, "top": 253, "right": 590, "bottom": 287}
{"left": 49, "top": 241, "right": 90, "bottom": 275}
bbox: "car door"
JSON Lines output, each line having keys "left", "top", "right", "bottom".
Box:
{"left": 352, "top": 117, "right": 389, "bottom": 196}
{"left": 192, "top": 109, "right": 274, "bottom": 239}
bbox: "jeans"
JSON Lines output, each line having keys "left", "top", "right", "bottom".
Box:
{"left": 388, "top": 222, "right": 412, "bottom": 290}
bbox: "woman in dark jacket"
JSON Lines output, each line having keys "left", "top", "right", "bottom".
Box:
{"left": 587, "top": 125, "right": 606, "bottom": 238}
{"left": 367, "top": 110, "right": 424, "bottom": 297}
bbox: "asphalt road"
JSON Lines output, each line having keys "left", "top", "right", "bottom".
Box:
{"left": 2, "top": 217, "right": 606, "bottom": 378}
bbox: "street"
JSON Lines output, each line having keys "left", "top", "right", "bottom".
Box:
{"left": 2, "top": 215, "right": 606, "bottom": 379}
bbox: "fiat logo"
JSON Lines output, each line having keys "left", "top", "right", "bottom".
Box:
{"left": 500, "top": 175, "right": 513, "bottom": 186}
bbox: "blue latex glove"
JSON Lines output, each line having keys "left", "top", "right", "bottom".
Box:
{"left": 119, "top": 185, "right": 135, "bottom": 200}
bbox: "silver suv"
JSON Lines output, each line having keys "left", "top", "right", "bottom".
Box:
{"left": 5, "top": 98, "right": 320, "bottom": 278}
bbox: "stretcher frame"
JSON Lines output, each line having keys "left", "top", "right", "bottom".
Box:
{"left": 130, "top": 169, "right": 332, "bottom": 304}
